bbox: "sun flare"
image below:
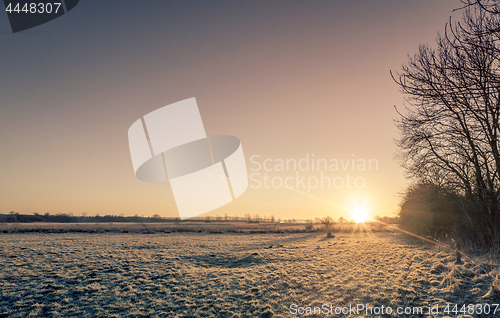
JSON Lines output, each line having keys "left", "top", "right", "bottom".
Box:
{"left": 350, "top": 206, "right": 370, "bottom": 223}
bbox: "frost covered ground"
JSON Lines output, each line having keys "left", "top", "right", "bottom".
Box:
{"left": 1, "top": 230, "right": 500, "bottom": 317}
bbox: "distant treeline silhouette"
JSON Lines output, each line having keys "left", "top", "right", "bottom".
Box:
{"left": 0, "top": 212, "right": 398, "bottom": 225}
{"left": 0, "top": 212, "right": 313, "bottom": 224}
{"left": 0, "top": 212, "right": 173, "bottom": 223}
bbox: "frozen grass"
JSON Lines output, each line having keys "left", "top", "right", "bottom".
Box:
{"left": 0, "top": 222, "right": 366, "bottom": 235}
{"left": 0, "top": 222, "right": 328, "bottom": 234}
{"left": 1, "top": 231, "right": 499, "bottom": 317}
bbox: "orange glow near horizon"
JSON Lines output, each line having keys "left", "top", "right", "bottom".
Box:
{"left": 0, "top": 1, "right": 460, "bottom": 219}
{"left": 349, "top": 206, "right": 370, "bottom": 224}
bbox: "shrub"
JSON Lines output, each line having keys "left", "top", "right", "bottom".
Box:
{"left": 398, "top": 182, "right": 466, "bottom": 238}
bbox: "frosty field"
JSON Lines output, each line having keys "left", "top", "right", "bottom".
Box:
{"left": 1, "top": 230, "right": 500, "bottom": 317}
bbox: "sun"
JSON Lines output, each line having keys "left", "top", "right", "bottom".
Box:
{"left": 350, "top": 206, "right": 370, "bottom": 223}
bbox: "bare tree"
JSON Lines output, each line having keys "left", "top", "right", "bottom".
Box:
{"left": 393, "top": 5, "right": 500, "bottom": 244}
{"left": 318, "top": 216, "right": 334, "bottom": 230}
{"left": 305, "top": 219, "right": 314, "bottom": 231}
{"left": 458, "top": 1, "right": 500, "bottom": 17}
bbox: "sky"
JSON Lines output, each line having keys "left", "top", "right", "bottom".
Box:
{"left": 0, "top": 0, "right": 462, "bottom": 220}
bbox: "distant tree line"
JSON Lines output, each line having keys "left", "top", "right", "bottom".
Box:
{"left": 0, "top": 212, "right": 303, "bottom": 224}
{"left": 0, "top": 212, "right": 171, "bottom": 223}
{"left": 0, "top": 212, "right": 394, "bottom": 225}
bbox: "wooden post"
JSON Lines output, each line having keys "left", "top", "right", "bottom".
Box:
{"left": 455, "top": 240, "right": 462, "bottom": 264}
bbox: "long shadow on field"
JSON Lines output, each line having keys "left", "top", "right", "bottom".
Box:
{"left": 260, "top": 233, "right": 318, "bottom": 247}
{"left": 183, "top": 251, "right": 265, "bottom": 268}
{"left": 181, "top": 233, "right": 320, "bottom": 269}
